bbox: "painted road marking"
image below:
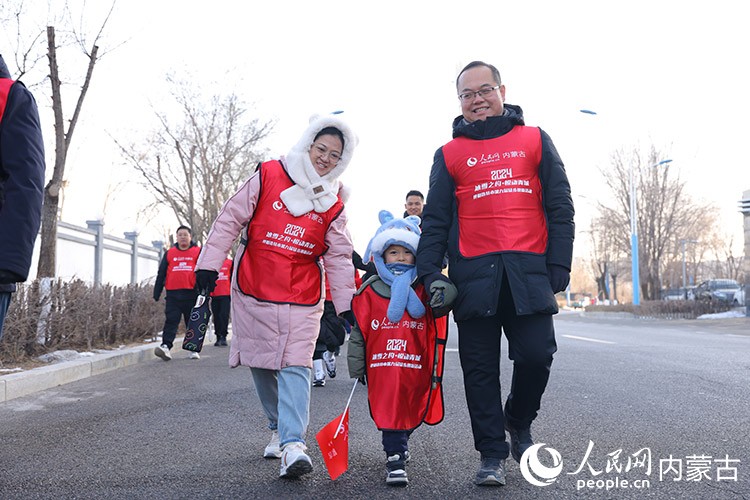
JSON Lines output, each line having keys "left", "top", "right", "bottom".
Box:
{"left": 562, "top": 335, "right": 616, "bottom": 344}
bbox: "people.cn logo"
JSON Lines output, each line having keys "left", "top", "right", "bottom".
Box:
{"left": 272, "top": 200, "right": 284, "bottom": 211}
{"left": 520, "top": 443, "right": 564, "bottom": 487}
{"left": 370, "top": 319, "right": 380, "bottom": 330}
{"left": 466, "top": 157, "right": 478, "bottom": 167}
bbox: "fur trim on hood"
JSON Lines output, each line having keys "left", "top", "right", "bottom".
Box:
{"left": 279, "top": 113, "right": 358, "bottom": 216}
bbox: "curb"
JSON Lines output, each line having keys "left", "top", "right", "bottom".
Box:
{"left": 0, "top": 341, "right": 172, "bottom": 403}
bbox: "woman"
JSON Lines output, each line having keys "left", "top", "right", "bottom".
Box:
{"left": 194, "top": 113, "right": 358, "bottom": 479}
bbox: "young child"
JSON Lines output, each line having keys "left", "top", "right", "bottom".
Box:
{"left": 347, "top": 210, "right": 455, "bottom": 486}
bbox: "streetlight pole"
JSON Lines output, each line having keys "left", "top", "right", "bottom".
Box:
{"left": 680, "top": 238, "right": 698, "bottom": 299}
{"left": 630, "top": 158, "right": 672, "bottom": 305}
{"left": 578, "top": 109, "right": 672, "bottom": 305}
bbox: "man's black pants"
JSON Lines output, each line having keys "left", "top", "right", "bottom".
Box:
{"left": 457, "top": 276, "right": 557, "bottom": 460}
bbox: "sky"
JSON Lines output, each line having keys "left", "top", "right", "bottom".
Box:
{"left": 4, "top": 0, "right": 749, "bottom": 260}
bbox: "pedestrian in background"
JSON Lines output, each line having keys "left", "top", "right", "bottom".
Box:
{"left": 348, "top": 210, "right": 453, "bottom": 486}
{"left": 211, "top": 257, "right": 233, "bottom": 347}
{"left": 153, "top": 225, "right": 201, "bottom": 360}
{"left": 0, "top": 54, "right": 45, "bottom": 340}
{"left": 417, "top": 60, "right": 574, "bottom": 487}
{"left": 403, "top": 189, "right": 424, "bottom": 219}
{"left": 194, "top": 113, "right": 358, "bottom": 479}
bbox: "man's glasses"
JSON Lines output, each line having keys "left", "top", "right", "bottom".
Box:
{"left": 458, "top": 85, "right": 500, "bottom": 102}
{"left": 310, "top": 143, "right": 342, "bottom": 163}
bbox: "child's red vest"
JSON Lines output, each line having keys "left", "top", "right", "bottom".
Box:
{"left": 442, "top": 126, "right": 548, "bottom": 257}
{"left": 236, "top": 160, "right": 343, "bottom": 305}
{"left": 352, "top": 283, "right": 447, "bottom": 431}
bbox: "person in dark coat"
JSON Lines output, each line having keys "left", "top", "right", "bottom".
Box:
{"left": 0, "top": 54, "right": 45, "bottom": 339}
{"left": 416, "top": 60, "right": 574, "bottom": 487}
{"left": 153, "top": 225, "right": 201, "bottom": 360}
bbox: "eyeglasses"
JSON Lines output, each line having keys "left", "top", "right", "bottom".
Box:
{"left": 310, "top": 143, "right": 342, "bottom": 163}
{"left": 457, "top": 85, "right": 500, "bottom": 102}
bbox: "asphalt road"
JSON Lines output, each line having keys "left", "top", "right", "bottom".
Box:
{"left": 0, "top": 312, "right": 748, "bottom": 499}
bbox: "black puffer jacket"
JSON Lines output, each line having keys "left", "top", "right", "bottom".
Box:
{"left": 416, "top": 104, "right": 574, "bottom": 321}
{"left": 0, "top": 55, "right": 45, "bottom": 292}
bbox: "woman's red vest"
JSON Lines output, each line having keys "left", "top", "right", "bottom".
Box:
{"left": 210, "top": 258, "right": 232, "bottom": 297}
{"left": 442, "top": 126, "right": 548, "bottom": 257}
{"left": 164, "top": 245, "right": 201, "bottom": 290}
{"left": 352, "top": 283, "right": 448, "bottom": 431}
{"left": 236, "top": 160, "right": 344, "bottom": 305}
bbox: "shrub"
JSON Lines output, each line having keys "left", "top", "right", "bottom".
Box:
{"left": 0, "top": 279, "right": 162, "bottom": 366}
{"left": 584, "top": 300, "right": 732, "bottom": 319}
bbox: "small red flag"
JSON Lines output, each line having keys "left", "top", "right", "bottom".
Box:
{"left": 315, "top": 408, "right": 349, "bottom": 480}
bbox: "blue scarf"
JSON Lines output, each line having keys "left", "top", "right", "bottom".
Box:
{"left": 374, "top": 260, "right": 426, "bottom": 323}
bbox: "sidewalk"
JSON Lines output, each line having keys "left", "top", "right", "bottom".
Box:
{"left": 0, "top": 335, "right": 212, "bottom": 403}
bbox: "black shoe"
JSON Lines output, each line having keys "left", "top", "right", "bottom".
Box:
{"left": 214, "top": 338, "right": 221, "bottom": 347}
{"left": 474, "top": 457, "right": 506, "bottom": 486}
{"left": 219, "top": 337, "right": 228, "bottom": 346}
{"left": 385, "top": 452, "right": 408, "bottom": 486}
{"left": 505, "top": 423, "right": 533, "bottom": 463}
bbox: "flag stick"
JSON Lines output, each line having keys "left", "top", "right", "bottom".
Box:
{"left": 334, "top": 379, "right": 359, "bottom": 439}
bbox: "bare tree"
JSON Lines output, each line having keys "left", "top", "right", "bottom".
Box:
{"left": 116, "top": 79, "right": 275, "bottom": 243}
{"left": 2, "top": 1, "right": 118, "bottom": 278}
{"left": 594, "top": 145, "right": 712, "bottom": 301}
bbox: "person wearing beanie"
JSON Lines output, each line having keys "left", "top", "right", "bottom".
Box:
{"left": 194, "top": 113, "right": 359, "bottom": 479}
{"left": 347, "top": 210, "right": 456, "bottom": 486}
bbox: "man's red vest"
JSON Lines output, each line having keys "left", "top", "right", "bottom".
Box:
{"left": 352, "top": 283, "right": 447, "bottom": 431}
{"left": 0, "top": 78, "right": 14, "bottom": 122}
{"left": 442, "top": 126, "right": 548, "bottom": 257}
{"left": 236, "top": 160, "right": 344, "bottom": 305}
{"left": 210, "top": 258, "right": 232, "bottom": 297}
{"left": 164, "top": 245, "right": 201, "bottom": 290}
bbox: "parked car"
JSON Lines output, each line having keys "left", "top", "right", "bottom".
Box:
{"left": 662, "top": 288, "right": 689, "bottom": 301}
{"left": 693, "top": 279, "right": 743, "bottom": 304}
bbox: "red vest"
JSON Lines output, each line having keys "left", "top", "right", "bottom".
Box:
{"left": 442, "top": 126, "right": 548, "bottom": 257}
{"left": 165, "top": 245, "right": 201, "bottom": 290}
{"left": 237, "top": 160, "right": 344, "bottom": 305}
{"left": 352, "top": 283, "right": 447, "bottom": 431}
{"left": 211, "top": 258, "right": 233, "bottom": 297}
{"left": 0, "top": 78, "right": 14, "bottom": 121}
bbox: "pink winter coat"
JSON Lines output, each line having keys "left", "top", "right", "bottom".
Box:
{"left": 196, "top": 169, "right": 356, "bottom": 370}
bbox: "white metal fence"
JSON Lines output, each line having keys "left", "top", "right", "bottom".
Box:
{"left": 27, "top": 220, "right": 164, "bottom": 286}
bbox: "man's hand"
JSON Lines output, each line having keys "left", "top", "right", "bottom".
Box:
{"left": 547, "top": 264, "right": 570, "bottom": 294}
{"left": 424, "top": 272, "right": 458, "bottom": 317}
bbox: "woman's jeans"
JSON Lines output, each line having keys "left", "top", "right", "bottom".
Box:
{"left": 251, "top": 366, "right": 311, "bottom": 448}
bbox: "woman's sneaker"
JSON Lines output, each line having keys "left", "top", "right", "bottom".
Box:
{"left": 279, "top": 442, "right": 313, "bottom": 478}
{"left": 263, "top": 430, "right": 282, "bottom": 459}
{"left": 322, "top": 350, "right": 337, "bottom": 378}
{"left": 385, "top": 452, "right": 408, "bottom": 486}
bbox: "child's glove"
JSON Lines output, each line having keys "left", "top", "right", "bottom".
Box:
{"left": 424, "top": 272, "right": 457, "bottom": 317}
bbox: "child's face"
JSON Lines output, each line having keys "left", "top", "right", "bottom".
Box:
{"left": 384, "top": 245, "right": 415, "bottom": 265}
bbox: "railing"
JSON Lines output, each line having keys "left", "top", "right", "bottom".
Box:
{"left": 28, "top": 220, "right": 165, "bottom": 286}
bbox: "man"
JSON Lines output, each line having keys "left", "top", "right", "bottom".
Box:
{"left": 210, "top": 257, "right": 232, "bottom": 347}
{"left": 416, "top": 61, "right": 574, "bottom": 487}
{"left": 153, "top": 225, "right": 201, "bottom": 360}
{"left": 403, "top": 190, "right": 424, "bottom": 218}
{"left": 0, "top": 54, "right": 45, "bottom": 339}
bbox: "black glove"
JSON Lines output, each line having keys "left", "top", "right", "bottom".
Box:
{"left": 547, "top": 264, "right": 570, "bottom": 294}
{"left": 195, "top": 270, "right": 219, "bottom": 294}
{"left": 339, "top": 310, "right": 356, "bottom": 328}
{"left": 358, "top": 375, "right": 367, "bottom": 386}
